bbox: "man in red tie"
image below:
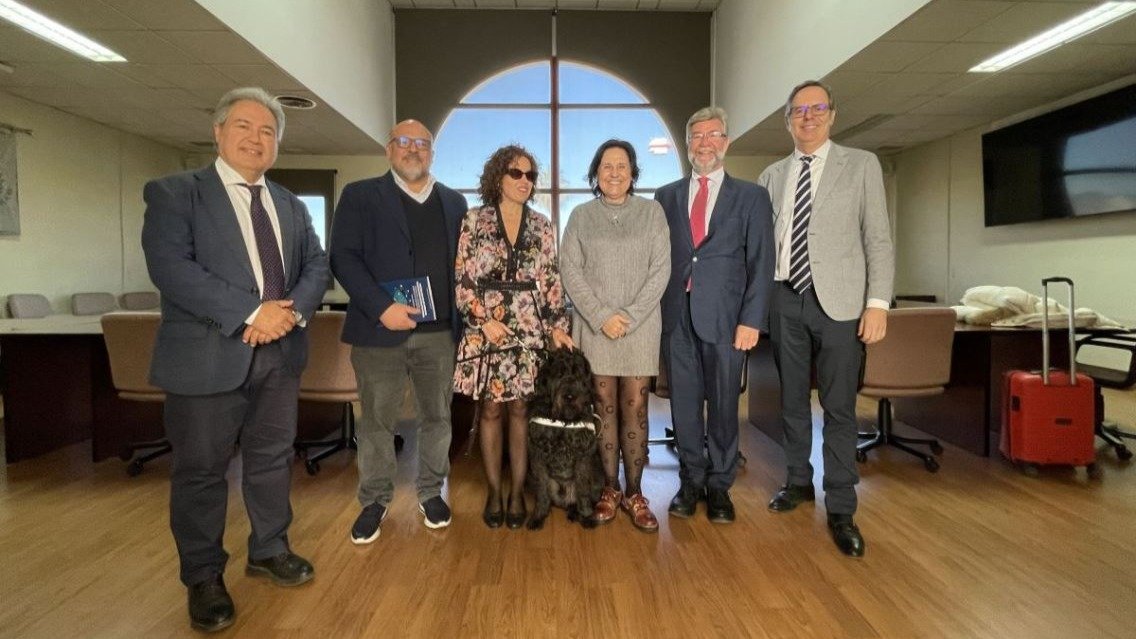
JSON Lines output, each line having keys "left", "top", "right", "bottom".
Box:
{"left": 654, "top": 107, "right": 775, "bottom": 523}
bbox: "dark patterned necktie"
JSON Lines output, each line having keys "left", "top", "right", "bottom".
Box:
{"left": 788, "top": 156, "right": 814, "bottom": 294}
{"left": 240, "top": 184, "right": 285, "bottom": 300}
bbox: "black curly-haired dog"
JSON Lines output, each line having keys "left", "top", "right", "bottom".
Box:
{"left": 526, "top": 347, "right": 604, "bottom": 530}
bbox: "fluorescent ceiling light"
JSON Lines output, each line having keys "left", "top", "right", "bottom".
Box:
{"left": 969, "top": 1, "right": 1136, "bottom": 73}
{"left": 0, "top": 0, "right": 126, "bottom": 62}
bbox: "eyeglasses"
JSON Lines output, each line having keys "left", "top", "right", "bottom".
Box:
{"left": 788, "top": 103, "right": 832, "bottom": 119}
{"left": 505, "top": 168, "right": 538, "bottom": 182}
{"left": 389, "top": 135, "right": 432, "bottom": 150}
{"left": 688, "top": 130, "right": 728, "bottom": 143}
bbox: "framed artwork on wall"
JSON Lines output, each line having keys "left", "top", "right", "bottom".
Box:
{"left": 0, "top": 127, "right": 19, "bottom": 236}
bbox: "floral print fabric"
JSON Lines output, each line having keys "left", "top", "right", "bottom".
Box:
{"left": 452, "top": 205, "right": 569, "bottom": 402}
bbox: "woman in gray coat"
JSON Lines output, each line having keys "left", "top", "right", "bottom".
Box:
{"left": 559, "top": 139, "right": 670, "bottom": 532}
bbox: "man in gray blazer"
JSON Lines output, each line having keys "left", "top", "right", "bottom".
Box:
{"left": 142, "top": 87, "right": 329, "bottom": 632}
{"left": 655, "top": 107, "right": 775, "bottom": 524}
{"left": 758, "top": 80, "right": 895, "bottom": 558}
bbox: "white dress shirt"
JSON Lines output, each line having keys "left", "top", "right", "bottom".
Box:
{"left": 214, "top": 158, "right": 292, "bottom": 325}
{"left": 774, "top": 141, "right": 886, "bottom": 309}
{"left": 687, "top": 166, "right": 725, "bottom": 237}
{"left": 393, "top": 171, "right": 436, "bottom": 203}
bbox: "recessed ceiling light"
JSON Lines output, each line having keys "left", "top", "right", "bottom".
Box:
{"left": 969, "top": 1, "right": 1136, "bottom": 73}
{"left": 277, "top": 95, "right": 317, "bottom": 110}
{"left": 0, "top": 0, "right": 126, "bottom": 62}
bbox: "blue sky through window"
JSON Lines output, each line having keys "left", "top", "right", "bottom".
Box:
{"left": 433, "top": 60, "right": 681, "bottom": 231}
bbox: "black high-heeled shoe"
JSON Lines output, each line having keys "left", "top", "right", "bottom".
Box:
{"left": 482, "top": 493, "right": 504, "bottom": 529}
{"left": 505, "top": 494, "right": 526, "bottom": 530}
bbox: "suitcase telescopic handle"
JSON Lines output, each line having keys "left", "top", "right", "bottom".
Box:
{"left": 1041, "top": 276, "right": 1076, "bottom": 385}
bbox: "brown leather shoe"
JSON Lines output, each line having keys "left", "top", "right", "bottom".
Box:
{"left": 593, "top": 486, "right": 621, "bottom": 524}
{"left": 621, "top": 493, "right": 659, "bottom": 532}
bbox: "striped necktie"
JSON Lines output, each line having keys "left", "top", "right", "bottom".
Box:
{"left": 788, "top": 155, "right": 814, "bottom": 294}
{"left": 240, "top": 184, "right": 285, "bottom": 300}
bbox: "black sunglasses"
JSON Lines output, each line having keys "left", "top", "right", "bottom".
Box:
{"left": 505, "top": 168, "right": 538, "bottom": 182}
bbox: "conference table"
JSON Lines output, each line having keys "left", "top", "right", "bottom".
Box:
{"left": 747, "top": 321, "right": 1077, "bottom": 457}
{"left": 0, "top": 314, "right": 341, "bottom": 464}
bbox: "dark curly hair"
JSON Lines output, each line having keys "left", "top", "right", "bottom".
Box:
{"left": 586, "top": 139, "right": 640, "bottom": 197}
{"left": 478, "top": 144, "right": 539, "bottom": 207}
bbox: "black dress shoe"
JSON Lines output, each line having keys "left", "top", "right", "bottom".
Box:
{"left": 505, "top": 495, "right": 527, "bottom": 530}
{"left": 483, "top": 493, "right": 504, "bottom": 529}
{"left": 706, "top": 489, "right": 736, "bottom": 524}
{"left": 827, "top": 514, "right": 866, "bottom": 558}
{"left": 768, "top": 484, "right": 816, "bottom": 513}
{"left": 246, "top": 551, "right": 315, "bottom": 586}
{"left": 667, "top": 484, "right": 703, "bottom": 518}
{"left": 188, "top": 574, "right": 234, "bottom": 633}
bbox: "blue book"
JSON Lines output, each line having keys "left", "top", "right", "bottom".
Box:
{"left": 380, "top": 275, "right": 436, "bottom": 322}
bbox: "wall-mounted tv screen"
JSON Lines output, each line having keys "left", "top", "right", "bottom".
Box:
{"left": 982, "top": 83, "right": 1136, "bottom": 227}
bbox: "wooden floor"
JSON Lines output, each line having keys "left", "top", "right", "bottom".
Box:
{"left": 1, "top": 393, "right": 1134, "bottom": 639}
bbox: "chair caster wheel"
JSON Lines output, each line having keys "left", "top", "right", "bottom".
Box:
{"left": 1087, "top": 463, "right": 1103, "bottom": 480}
{"left": 1021, "top": 463, "right": 1040, "bottom": 478}
{"left": 126, "top": 460, "right": 144, "bottom": 477}
{"left": 1116, "top": 446, "right": 1133, "bottom": 462}
{"left": 930, "top": 442, "right": 944, "bottom": 455}
{"left": 305, "top": 461, "right": 320, "bottom": 476}
{"left": 924, "top": 458, "right": 940, "bottom": 473}
{"left": 855, "top": 450, "right": 867, "bottom": 463}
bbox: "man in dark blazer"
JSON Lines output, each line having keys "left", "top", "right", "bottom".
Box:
{"left": 758, "top": 80, "right": 895, "bottom": 558}
{"left": 142, "top": 87, "right": 329, "bottom": 632}
{"left": 655, "top": 106, "right": 775, "bottom": 523}
{"left": 330, "top": 119, "right": 467, "bottom": 544}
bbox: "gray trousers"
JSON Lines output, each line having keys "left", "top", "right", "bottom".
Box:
{"left": 351, "top": 330, "right": 455, "bottom": 506}
{"left": 165, "top": 342, "right": 298, "bottom": 586}
{"left": 769, "top": 283, "right": 863, "bottom": 515}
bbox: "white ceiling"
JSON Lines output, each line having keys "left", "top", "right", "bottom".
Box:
{"left": 1, "top": 0, "right": 1133, "bottom": 157}
{"left": 732, "top": 0, "right": 1136, "bottom": 156}
{"left": 387, "top": 0, "right": 720, "bottom": 8}
{"left": 0, "top": 0, "right": 385, "bottom": 154}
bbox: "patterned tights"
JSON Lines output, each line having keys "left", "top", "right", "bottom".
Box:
{"left": 593, "top": 375, "right": 651, "bottom": 496}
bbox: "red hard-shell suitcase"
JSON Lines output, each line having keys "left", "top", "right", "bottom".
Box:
{"left": 1000, "top": 277, "right": 1098, "bottom": 477}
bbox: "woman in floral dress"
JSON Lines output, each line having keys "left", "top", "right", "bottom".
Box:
{"left": 453, "top": 144, "right": 573, "bottom": 529}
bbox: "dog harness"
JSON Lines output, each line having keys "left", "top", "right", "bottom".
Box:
{"left": 529, "top": 416, "right": 597, "bottom": 432}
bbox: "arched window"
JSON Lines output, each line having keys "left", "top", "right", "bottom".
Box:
{"left": 432, "top": 60, "right": 683, "bottom": 235}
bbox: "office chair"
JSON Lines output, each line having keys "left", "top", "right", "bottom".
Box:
{"left": 1076, "top": 333, "right": 1136, "bottom": 461}
{"left": 7, "top": 293, "right": 52, "bottom": 318}
{"left": 72, "top": 292, "right": 118, "bottom": 316}
{"left": 100, "top": 312, "right": 171, "bottom": 476}
{"left": 292, "top": 311, "right": 359, "bottom": 475}
{"left": 856, "top": 307, "right": 957, "bottom": 472}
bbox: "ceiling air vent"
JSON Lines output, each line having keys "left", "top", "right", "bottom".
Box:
{"left": 277, "top": 95, "right": 316, "bottom": 110}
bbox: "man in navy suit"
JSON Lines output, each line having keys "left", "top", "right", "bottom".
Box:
{"left": 330, "top": 119, "right": 468, "bottom": 544}
{"left": 655, "top": 106, "right": 775, "bottom": 523}
{"left": 142, "top": 87, "right": 329, "bottom": 632}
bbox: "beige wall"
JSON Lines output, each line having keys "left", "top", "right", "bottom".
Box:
{"left": 724, "top": 154, "right": 782, "bottom": 182}
{"left": 893, "top": 128, "right": 1136, "bottom": 322}
{"left": 0, "top": 92, "right": 184, "bottom": 317}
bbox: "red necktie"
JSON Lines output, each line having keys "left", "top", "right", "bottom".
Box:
{"left": 690, "top": 176, "right": 709, "bottom": 247}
